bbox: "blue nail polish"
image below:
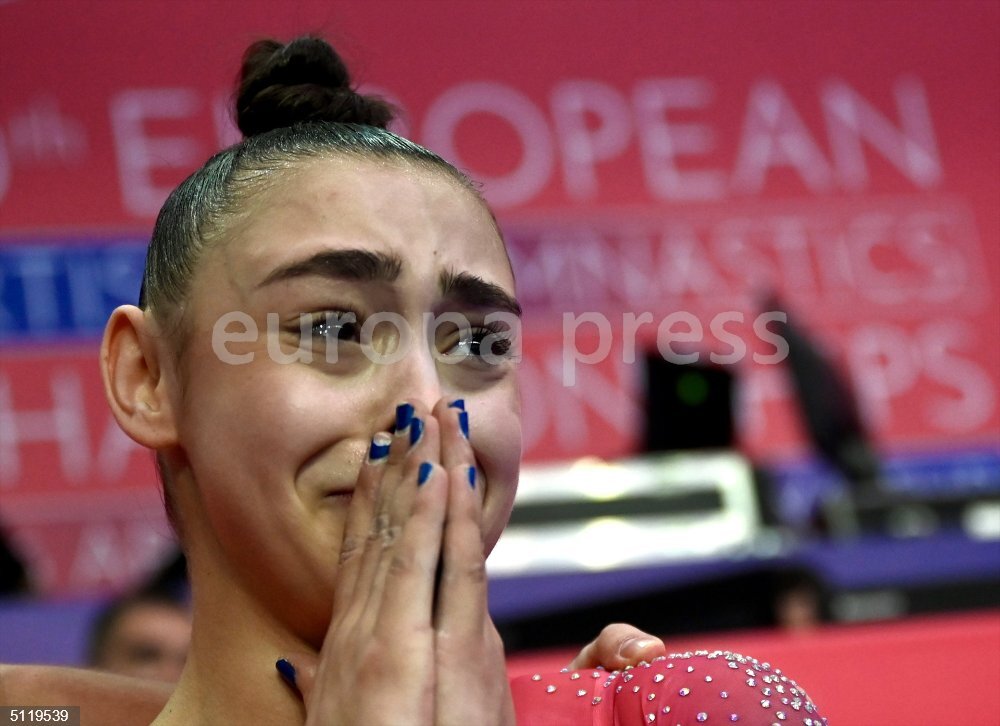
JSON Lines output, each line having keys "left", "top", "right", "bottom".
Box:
{"left": 467, "top": 466, "right": 476, "bottom": 489}
{"left": 409, "top": 417, "right": 424, "bottom": 446}
{"left": 458, "top": 411, "right": 470, "bottom": 439}
{"left": 418, "top": 461, "right": 433, "bottom": 485}
{"left": 395, "top": 403, "right": 414, "bottom": 433}
{"left": 369, "top": 436, "right": 391, "bottom": 460}
{"left": 448, "top": 399, "right": 466, "bottom": 411}
{"left": 276, "top": 658, "right": 297, "bottom": 688}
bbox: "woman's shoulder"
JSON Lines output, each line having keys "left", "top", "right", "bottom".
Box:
{"left": 510, "top": 650, "right": 825, "bottom": 726}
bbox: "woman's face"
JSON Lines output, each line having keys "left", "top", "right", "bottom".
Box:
{"left": 167, "top": 158, "right": 521, "bottom": 643}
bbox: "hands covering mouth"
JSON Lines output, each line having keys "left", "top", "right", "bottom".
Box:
{"left": 296, "top": 398, "right": 513, "bottom": 724}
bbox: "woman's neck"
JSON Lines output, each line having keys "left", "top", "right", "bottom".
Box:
{"left": 153, "top": 557, "right": 313, "bottom": 725}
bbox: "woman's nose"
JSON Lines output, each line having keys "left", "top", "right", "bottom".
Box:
{"left": 383, "top": 340, "right": 445, "bottom": 413}
{"left": 408, "top": 348, "right": 446, "bottom": 409}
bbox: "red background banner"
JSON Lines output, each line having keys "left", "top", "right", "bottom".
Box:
{"left": 1, "top": 0, "right": 998, "bottom": 594}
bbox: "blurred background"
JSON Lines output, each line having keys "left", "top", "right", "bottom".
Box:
{"left": 1, "top": 1, "right": 998, "bottom": 722}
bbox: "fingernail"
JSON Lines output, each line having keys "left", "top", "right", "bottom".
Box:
{"left": 620, "top": 638, "right": 658, "bottom": 660}
{"left": 368, "top": 433, "right": 391, "bottom": 461}
{"left": 418, "top": 461, "right": 433, "bottom": 485}
{"left": 467, "top": 466, "right": 476, "bottom": 489}
{"left": 275, "top": 658, "right": 297, "bottom": 688}
{"left": 409, "top": 417, "right": 424, "bottom": 446}
{"left": 448, "top": 399, "right": 466, "bottom": 411}
{"left": 395, "top": 403, "right": 414, "bottom": 433}
{"left": 458, "top": 411, "right": 470, "bottom": 439}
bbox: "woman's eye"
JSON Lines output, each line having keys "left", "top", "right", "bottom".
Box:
{"left": 448, "top": 326, "right": 514, "bottom": 363}
{"left": 306, "top": 312, "right": 361, "bottom": 343}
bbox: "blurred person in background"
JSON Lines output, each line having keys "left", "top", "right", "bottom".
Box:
{"left": 87, "top": 593, "right": 191, "bottom": 682}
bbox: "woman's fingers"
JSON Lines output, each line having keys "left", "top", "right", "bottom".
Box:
{"left": 436, "top": 398, "right": 471, "bottom": 472}
{"left": 565, "top": 624, "right": 667, "bottom": 670}
{"left": 375, "top": 461, "right": 449, "bottom": 640}
{"left": 434, "top": 396, "right": 479, "bottom": 618}
{"left": 362, "top": 409, "right": 441, "bottom": 620}
{"left": 332, "top": 430, "right": 392, "bottom": 612}
{"left": 337, "top": 401, "right": 424, "bottom": 626}
{"left": 433, "top": 399, "right": 488, "bottom": 639}
{"left": 434, "top": 461, "right": 487, "bottom": 635}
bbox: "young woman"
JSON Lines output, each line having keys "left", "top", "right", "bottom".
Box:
{"left": 92, "top": 36, "right": 825, "bottom": 725}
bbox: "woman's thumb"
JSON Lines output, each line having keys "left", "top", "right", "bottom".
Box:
{"left": 276, "top": 653, "right": 319, "bottom": 701}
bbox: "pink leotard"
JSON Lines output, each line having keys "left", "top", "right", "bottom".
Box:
{"left": 511, "top": 649, "right": 825, "bottom": 725}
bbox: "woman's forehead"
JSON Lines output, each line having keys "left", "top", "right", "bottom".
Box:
{"left": 218, "top": 158, "right": 514, "bottom": 294}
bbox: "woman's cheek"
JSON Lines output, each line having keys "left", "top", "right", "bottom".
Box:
{"left": 477, "top": 393, "right": 522, "bottom": 551}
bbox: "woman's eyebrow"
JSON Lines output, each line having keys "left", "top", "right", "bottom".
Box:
{"left": 257, "top": 249, "right": 403, "bottom": 287}
{"left": 439, "top": 269, "right": 522, "bottom": 317}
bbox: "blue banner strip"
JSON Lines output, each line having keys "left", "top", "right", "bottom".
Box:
{"left": 0, "top": 239, "right": 147, "bottom": 342}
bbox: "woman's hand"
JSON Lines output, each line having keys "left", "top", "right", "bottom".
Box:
{"left": 301, "top": 400, "right": 512, "bottom": 726}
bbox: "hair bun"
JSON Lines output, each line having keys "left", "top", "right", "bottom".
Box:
{"left": 235, "top": 36, "right": 394, "bottom": 137}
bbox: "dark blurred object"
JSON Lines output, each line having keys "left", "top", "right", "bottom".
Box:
{"left": 765, "top": 295, "right": 881, "bottom": 536}
{"left": 642, "top": 354, "right": 781, "bottom": 526}
{"left": 0, "top": 525, "right": 31, "bottom": 595}
{"left": 138, "top": 548, "right": 189, "bottom": 602}
{"left": 644, "top": 355, "right": 734, "bottom": 452}
{"left": 766, "top": 295, "right": 880, "bottom": 491}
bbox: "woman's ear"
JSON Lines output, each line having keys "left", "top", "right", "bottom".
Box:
{"left": 101, "top": 305, "right": 179, "bottom": 449}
